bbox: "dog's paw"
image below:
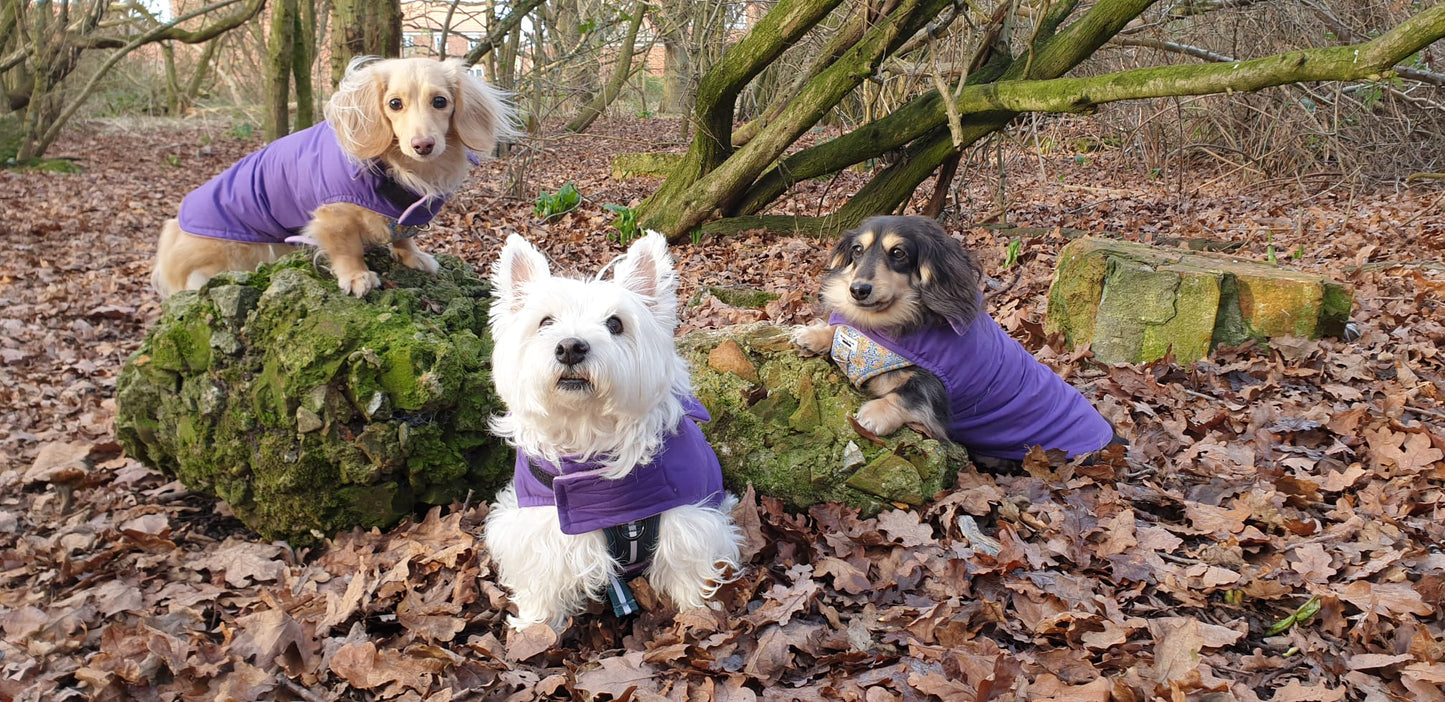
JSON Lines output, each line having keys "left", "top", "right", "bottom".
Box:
{"left": 790, "top": 321, "right": 834, "bottom": 357}
{"left": 505, "top": 613, "right": 561, "bottom": 634}
{"left": 393, "top": 246, "right": 439, "bottom": 274}
{"left": 337, "top": 270, "right": 381, "bottom": 297}
{"left": 856, "top": 398, "right": 906, "bottom": 437}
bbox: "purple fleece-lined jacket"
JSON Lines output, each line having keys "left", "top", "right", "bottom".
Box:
{"left": 513, "top": 396, "right": 727, "bottom": 535}
{"left": 177, "top": 121, "right": 447, "bottom": 244}
{"left": 830, "top": 295, "right": 1113, "bottom": 460}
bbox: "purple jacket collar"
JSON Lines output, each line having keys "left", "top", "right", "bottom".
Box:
{"left": 513, "top": 396, "right": 727, "bottom": 535}
{"left": 177, "top": 121, "right": 449, "bottom": 244}
{"left": 830, "top": 296, "right": 1112, "bottom": 460}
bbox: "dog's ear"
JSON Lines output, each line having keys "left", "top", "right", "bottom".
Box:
{"left": 326, "top": 57, "right": 394, "bottom": 160}
{"left": 613, "top": 231, "right": 678, "bottom": 314}
{"left": 491, "top": 234, "right": 551, "bottom": 315}
{"left": 827, "top": 226, "right": 860, "bottom": 271}
{"left": 912, "top": 218, "right": 982, "bottom": 329}
{"left": 444, "top": 58, "right": 518, "bottom": 155}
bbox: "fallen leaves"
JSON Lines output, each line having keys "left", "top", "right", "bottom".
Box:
{"left": 2, "top": 116, "right": 1444, "bottom": 700}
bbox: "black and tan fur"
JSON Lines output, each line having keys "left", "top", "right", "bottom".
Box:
{"left": 792, "top": 215, "right": 982, "bottom": 439}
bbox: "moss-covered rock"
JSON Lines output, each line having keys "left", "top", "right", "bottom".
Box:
{"left": 115, "top": 252, "right": 511, "bottom": 544}
{"left": 117, "top": 256, "right": 965, "bottom": 543}
{"left": 679, "top": 324, "right": 967, "bottom": 515}
{"left": 1047, "top": 237, "right": 1355, "bottom": 364}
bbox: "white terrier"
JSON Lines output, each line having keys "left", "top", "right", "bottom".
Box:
{"left": 483, "top": 232, "right": 742, "bottom": 632}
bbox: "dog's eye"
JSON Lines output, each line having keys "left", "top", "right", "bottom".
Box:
{"left": 849, "top": 243, "right": 863, "bottom": 257}
{"left": 387, "top": 97, "right": 403, "bottom": 111}
{"left": 432, "top": 96, "right": 449, "bottom": 109}
{"left": 539, "top": 316, "right": 553, "bottom": 328}
{"left": 889, "top": 247, "right": 908, "bottom": 260}
{"left": 604, "top": 316, "right": 624, "bottom": 335}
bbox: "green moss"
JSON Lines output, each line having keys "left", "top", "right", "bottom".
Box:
{"left": 703, "top": 286, "right": 781, "bottom": 310}
{"left": 1319, "top": 282, "right": 1354, "bottom": 337}
{"left": 1049, "top": 238, "right": 1354, "bottom": 364}
{"left": 115, "top": 250, "right": 509, "bottom": 544}
{"left": 679, "top": 324, "right": 965, "bottom": 514}
{"left": 847, "top": 451, "right": 925, "bottom": 505}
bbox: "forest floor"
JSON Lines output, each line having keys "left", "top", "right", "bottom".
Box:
{"left": 1, "top": 115, "right": 1443, "bottom": 701}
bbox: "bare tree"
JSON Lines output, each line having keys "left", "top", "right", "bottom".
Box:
{"left": 1, "top": 0, "right": 266, "bottom": 160}
{"left": 635, "top": 0, "right": 1445, "bottom": 239}
{"left": 566, "top": 0, "right": 649, "bottom": 132}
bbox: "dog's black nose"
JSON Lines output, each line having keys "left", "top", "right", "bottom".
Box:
{"left": 555, "top": 338, "right": 589, "bottom": 366}
{"left": 412, "top": 137, "right": 435, "bottom": 155}
{"left": 849, "top": 282, "right": 873, "bottom": 301}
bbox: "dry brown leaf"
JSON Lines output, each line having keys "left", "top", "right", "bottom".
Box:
{"left": 1270, "top": 679, "right": 1347, "bottom": 702}
{"left": 875, "top": 508, "right": 934, "bottom": 547}
{"left": 574, "top": 650, "right": 660, "bottom": 697}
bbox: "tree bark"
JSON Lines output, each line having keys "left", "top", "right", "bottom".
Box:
{"left": 266, "top": 0, "right": 298, "bottom": 140}
{"left": 183, "top": 37, "right": 224, "bottom": 110}
{"left": 293, "top": 0, "right": 317, "bottom": 129}
{"left": 462, "top": 0, "right": 544, "bottom": 66}
{"left": 639, "top": 0, "right": 950, "bottom": 239}
{"left": 565, "top": 1, "right": 648, "bottom": 133}
{"left": 331, "top": 0, "right": 401, "bottom": 88}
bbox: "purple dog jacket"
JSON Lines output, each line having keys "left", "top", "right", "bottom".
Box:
{"left": 513, "top": 396, "right": 728, "bottom": 535}
{"left": 177, "top": 121, "right": 447, "bottom": 244}
{"left": 830, "top": 297, "right": 1113, "bottom": 460}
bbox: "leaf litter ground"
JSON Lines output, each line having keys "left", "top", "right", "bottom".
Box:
{"left": 0, "top": 116, "right": 1442, "bottom": 701}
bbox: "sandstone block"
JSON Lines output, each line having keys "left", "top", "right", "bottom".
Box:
{"left": 1046, "top": 238, "right": 1353, "bottom": 364}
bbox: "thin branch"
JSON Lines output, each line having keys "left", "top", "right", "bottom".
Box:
{"left": 36, "top": 0, "right": 260, "bottom": 152}
{"left": 1111, "top": 35, "right": 1237, "bottom": 63}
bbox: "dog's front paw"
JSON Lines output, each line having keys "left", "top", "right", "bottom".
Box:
{"left": 337, "top": 270, "right": 381, "bottom": 297}
{"left": 790, "top": 320, "right": 835, "bottom": 357}
{"left": 856, "top": 398, "right": 906, "bottom": 437}
{"left": 393, "top": 246, "right": 439, "bottom": 274}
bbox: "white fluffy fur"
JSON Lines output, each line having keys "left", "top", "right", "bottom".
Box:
{"left": 483, "top": 232, "right": 742, "bottom": 632}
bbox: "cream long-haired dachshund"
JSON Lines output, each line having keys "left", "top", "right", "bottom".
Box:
{"left": 152, "top": 56, "right": 515, "bottom": 298}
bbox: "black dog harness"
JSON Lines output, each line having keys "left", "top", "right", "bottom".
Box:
{"left": 527, "top": 462, "right": 662, "bottom": 617}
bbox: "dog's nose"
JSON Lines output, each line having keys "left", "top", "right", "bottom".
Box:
{"left": 411, "top": 137, "right": 435, "bottom": 156}
{"left": 849, "top": 282, "right": 873, "bottom": 301}
{"left": 555, "top": 338, "right": 589, "bottom": 366}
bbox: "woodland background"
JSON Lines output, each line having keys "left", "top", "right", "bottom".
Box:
{"left": 3, "top": 0, "right": 1445, "bottom": 699}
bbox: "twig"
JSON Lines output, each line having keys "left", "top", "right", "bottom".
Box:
{"left": 1406, "top": 404, "right": 1445, "bottom": 421}
{"left": 279, "top": 676, "right": 329, "bottom": 702}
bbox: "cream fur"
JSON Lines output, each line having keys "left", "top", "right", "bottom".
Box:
{"left": 151, "top": 56, "right": 516, "bottom": 299}
{"left": 483, "top": 232, "right": 743, "bottom": 633}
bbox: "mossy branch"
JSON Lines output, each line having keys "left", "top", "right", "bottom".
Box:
{"left": 951, "top": 2, "right": 1445, "bottom": 114}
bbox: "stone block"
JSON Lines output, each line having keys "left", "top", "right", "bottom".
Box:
{"left": 1046, "top": 238, "right": 1353, "bottom": 364}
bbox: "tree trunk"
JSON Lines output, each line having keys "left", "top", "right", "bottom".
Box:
{"left": 161, "top": 42, "right": 180, "bottom": 115}
{"left": 541, "top": 0, "right": 596, "bottom": 111}
{"left": 331, "top": 0, "right": 401, "bottom": 88}
{"left": 635, "top": 0, "right": 1444, "bottom": 240}
{"left": 183, "top": 37, "right": 224, "bottom": 110}
{"left": 639, "top": 0, "right": 950, "bottom": 238}
{"left": 293, "top": 0, "right": 317, "bottom": 129}
{"left": 565, "top": 1, "right": 647, "bottom": 133}
{"left": 266, "top": 0, "right": 297, "bottom": 140}
{"left": 637, "top": 0, "right": 849, "bottom": 238}
{"left": 660, "top": 39, "right": 690, "bottom": 114}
